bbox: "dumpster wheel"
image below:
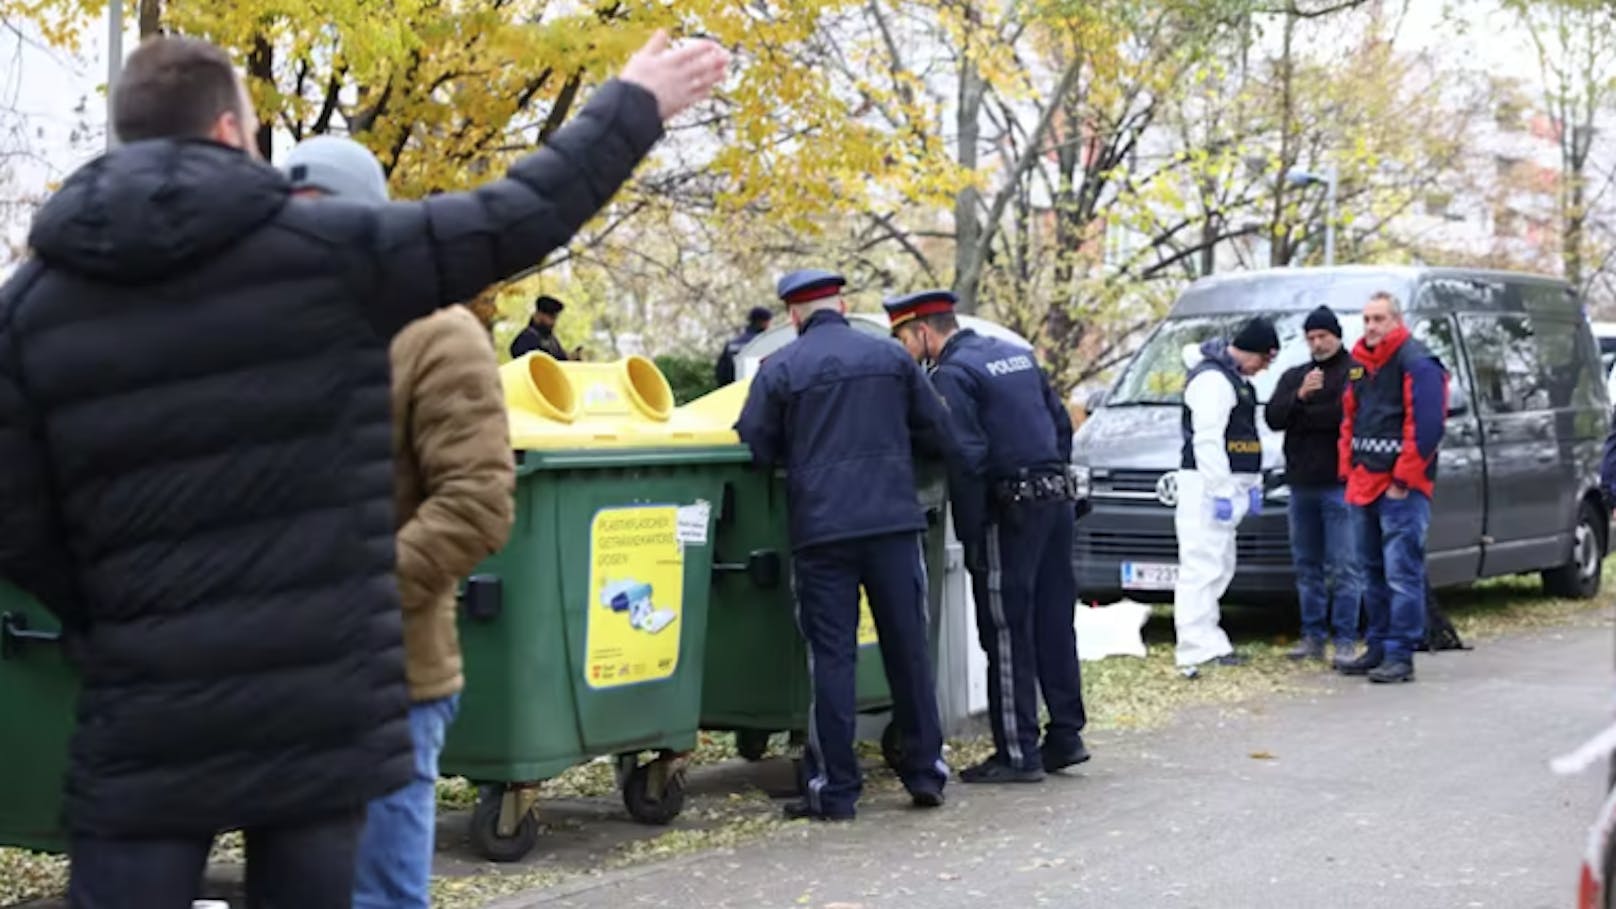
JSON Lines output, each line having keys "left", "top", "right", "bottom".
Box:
{"left": 470, "top": 787, "right": 540, "bottom": 863}
{"left": 881, "top": 721, "right": 905, "bottom": 773}
{"left": 623, "top": 756, "right": 687, "bottom": 825}
{"left": 735, "top": 729, "right": 774, "bottom": 762}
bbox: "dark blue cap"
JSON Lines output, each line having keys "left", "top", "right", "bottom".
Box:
{"left": 883, "top": 289, "right": 957, "bottom": 328}
{"left": 747, "top": 306, "right": 773, "bottom": 323}
{"left": 776, "top": 269, "right": 846, "bottom": 304}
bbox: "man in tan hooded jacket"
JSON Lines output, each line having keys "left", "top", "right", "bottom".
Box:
{"left": 285, "top": 135, "right": 515, "bottom": 908}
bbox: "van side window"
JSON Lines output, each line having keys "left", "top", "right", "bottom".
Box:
{"left": 1458, "top": 314, "right": 1546, "bottom": 413}
{"left": 1411, "top": 316, "right": 1470, "bottom": 411}
{"left": 1531, "top": 318, "right": 1602, "bottom": 410}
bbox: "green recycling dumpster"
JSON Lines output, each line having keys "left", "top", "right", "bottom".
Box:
{"left": 0, "top": 583, "right": 74, "bottom": 855}
{"left": 444, "top": 353, "right": 753, "bottom": 862}
{"left": 702, "top": 456, "right": 950, "bottom": 769}
{"left": 442, "top": 447, "right": 748, "bottom": 862}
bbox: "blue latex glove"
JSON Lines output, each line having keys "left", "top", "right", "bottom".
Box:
{"left": 1212, "top": 497, "right": 1234, "bottom": 524}
{"left": 1248, "top": 486, "right": 1264, "bottom": 517}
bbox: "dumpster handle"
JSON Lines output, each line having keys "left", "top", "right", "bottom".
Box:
{"left": 712, "top": 550, "right": 783, "bottom": 590}
{"left": 0, "top": 611, "right": 63, "bottom": 660}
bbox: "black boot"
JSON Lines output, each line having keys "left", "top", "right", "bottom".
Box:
{"left": 1042, "top": 739, "right": 1092, "bottom": 773}
{"left": 959, "top": 756, "right": 1045, "bottom": 784}
{"left": 1334, "top": 647, "right": 1384, "bottom": 676}
{"left": 782, "top": 800, "right": 854, "bottom": 822}
{"left": 1368, "top": 660, "right": 1415, "bottom": 684}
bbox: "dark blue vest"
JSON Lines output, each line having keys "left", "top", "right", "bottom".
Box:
{"left": 1181, "top": 354, "right": 1262, "bottom": 473}
{"left": 1348, "top": 336, "right": 1439, "bottom": 476}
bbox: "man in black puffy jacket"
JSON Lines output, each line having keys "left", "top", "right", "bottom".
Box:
{"left": 1264, "top": 305, "right": 1363, "bottom": 663}
{"left": 735, "top": 269, "right": 954, "bottom": 822}
{"left": 0, "top": 33, "right": 726, "bottom": 908}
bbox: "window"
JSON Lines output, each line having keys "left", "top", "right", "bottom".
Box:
{"left": 1411, "top": 316, "right": 1470, "bottom": 414}
{"left": 1520, "top": 283, "right": 1600, "bottom": 410}
{"left": 1531, "top": 320, "right": 1601, "bottom": 409}
{"left": 1458, "top": 314, "right": 1547, "bottom": 413}
{"left": 1107, "top": 311, "right": 1364, "bottom": 406}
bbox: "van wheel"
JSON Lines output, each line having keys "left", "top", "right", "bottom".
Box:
{"left": 1543, "top": 501, "right": 1604, "bottom": 599}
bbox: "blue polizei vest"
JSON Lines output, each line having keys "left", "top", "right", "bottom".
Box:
{"left": 1180, "top": 345, "right": 1262, "bottom": 474}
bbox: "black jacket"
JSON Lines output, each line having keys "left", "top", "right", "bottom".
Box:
{"left": 715, "top": 325, "right": 764, "bottom": 385}
{"left": 0, "top": 80, "right": 661, "bottom": 836}
{"left": 1264, "top": 347, "right": 1355, "bottom": 488}
{"left": 734, "top": 310, "right": 954, "bottom": 550}
{"left": 929, "top": 330, "right": 1071, "bottom": 544}
{"left": 510, "top": 323, "right": 569, "bottom": 361}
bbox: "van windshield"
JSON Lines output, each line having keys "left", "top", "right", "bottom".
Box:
{"left": 1107, "top": 312, "right": 1365, "bottom": 406}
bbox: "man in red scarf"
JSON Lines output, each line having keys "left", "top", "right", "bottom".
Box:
{"left": 1336, "top": 292, "right": 1449, "bottom": 683}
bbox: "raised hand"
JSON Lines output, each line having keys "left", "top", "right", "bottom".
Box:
{"left": 619, "top": 30, "right": 732, "bottom": 122}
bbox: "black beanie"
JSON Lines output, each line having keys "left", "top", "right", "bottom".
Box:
{"left": 1231, "top": 317, "right": 1280, "bottom": 355}
{"left": 1303, "top": 305, "right": 1342, "bottom": 339}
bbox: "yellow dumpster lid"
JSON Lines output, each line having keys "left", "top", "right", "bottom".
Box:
{"left": 677, "top": 379, "right": 751, "bottom": 428}
{"left": 503, "top": 355, "right": 742, "bottom": 450}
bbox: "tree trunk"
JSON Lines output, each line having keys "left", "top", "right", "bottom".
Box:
{"left": 1567, "top": 123, "right": 1589, "bottom": 292}
{"left": 953, "top": 55, "right": 984, "bottom": 314}
{"left": 247, "top": 34, "right": 274, "bottom": 161}
{"left": 137, "top": 0, "right": 161, "bottom": 38}
{"left": 1269, "top": 4, "right": 1297, "bottom": 268}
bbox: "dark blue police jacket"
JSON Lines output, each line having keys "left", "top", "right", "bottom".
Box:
{"left": 734, "top": 309, "right": 954, "bottom": 550}
{"left": 930, "top": 329, "right": 1073, "bottom": 545}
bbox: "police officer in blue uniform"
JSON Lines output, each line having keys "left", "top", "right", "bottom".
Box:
{"left": 886, "top": 290, "right": 1089, "bottom": 784}
{"left": 715, "top": 306, "right": 773, "bottom": 385}
{"left": 735, "top": 269, "right": 954, "bottom": 821}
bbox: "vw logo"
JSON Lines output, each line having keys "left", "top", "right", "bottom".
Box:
{"left": 1155, "top": 472, "right": 1178, "bottom": 507}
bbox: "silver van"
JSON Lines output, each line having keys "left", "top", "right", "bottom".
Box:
{"left": 1072, "top": 266, "right": 1609, "bottom": 605}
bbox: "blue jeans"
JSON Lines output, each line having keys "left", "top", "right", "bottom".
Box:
{"left": 353, "top": 694, "right": 459, "bottom": 909}
{"left": 1288, "top": 485, "right": 1362, "bottom": 649}
{"left": 1353, "top": 492, "right": 1431, "bottom": 662}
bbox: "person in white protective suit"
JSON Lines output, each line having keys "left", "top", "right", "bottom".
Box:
{"left": 1173, "top": 318, "right": 1280, "bottom": 678}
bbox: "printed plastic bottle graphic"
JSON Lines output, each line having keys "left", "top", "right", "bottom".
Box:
{"left": 601, "top": 579, "right": 677, "bottom": 634}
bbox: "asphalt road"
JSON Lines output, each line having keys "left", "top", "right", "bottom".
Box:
{"left": 492, "top": 624, "right": 1614, "bottom": 909}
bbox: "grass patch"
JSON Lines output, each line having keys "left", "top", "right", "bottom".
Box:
{"left": 429, "top": 868, "right": 570, "bottom": 909}
{"left": 435, "top": 731, "right": 747, "bottom": 811}
{"left": 0, "top": 848, "right": 66, "bottom": 907}
{"left": 1440, "top": 573, "right": 1611, "bottom": 639}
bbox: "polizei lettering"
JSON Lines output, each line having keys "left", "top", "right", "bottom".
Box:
{"left": 985, "top": 355, "right": 1035, "bottom": 377}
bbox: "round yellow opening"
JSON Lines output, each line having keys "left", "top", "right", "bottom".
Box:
{"left": 526, "top": 353, "right": 578, "bottom": 422}
{"left": 623, "top": 355, "right": 674, "bottom": 421}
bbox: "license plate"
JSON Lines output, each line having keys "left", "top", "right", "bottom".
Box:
{"left": 1121, "top": 561, "right": 1178, "bottom": 591}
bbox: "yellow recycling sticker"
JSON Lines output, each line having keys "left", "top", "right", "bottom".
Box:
{"left": 585, "top": 505, "right": 686, "bottom": 689}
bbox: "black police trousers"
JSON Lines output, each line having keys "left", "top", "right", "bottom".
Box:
{"left": 969, "top": 498, "right": 1087, "bottom": 771}
{"left": 792, "top": 531, "right": 947, "bottom": 817}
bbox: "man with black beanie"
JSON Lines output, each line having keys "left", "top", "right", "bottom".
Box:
{"left": 1265, "top": 305, "right": 1362, "bottom": 663}
{"left": 1172, "top": 317, "right": 1278, "bottom": 678}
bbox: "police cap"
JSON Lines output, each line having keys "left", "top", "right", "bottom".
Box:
{"left": 776, "top": 269, "right": 846, "bottom": 305}
{"left": 883, "top": 289, "right": 957, "bottom": 330}
{"left": 534, "top": 294, "right": 565, "bottom": 315}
